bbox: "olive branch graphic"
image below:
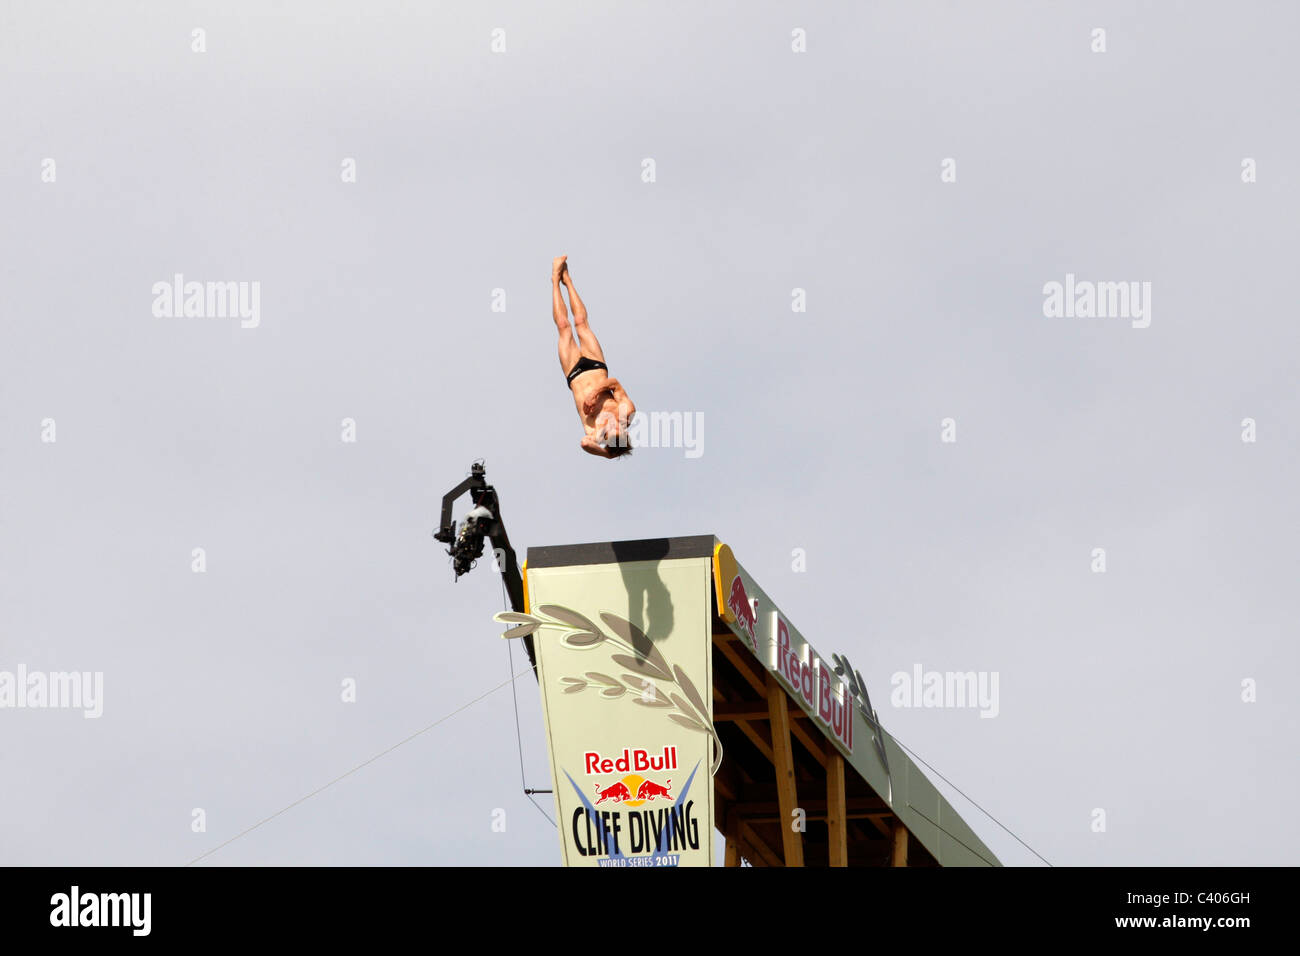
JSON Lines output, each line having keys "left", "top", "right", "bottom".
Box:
{"left": 494, "top": 604, "right": 722, "bottom": 774}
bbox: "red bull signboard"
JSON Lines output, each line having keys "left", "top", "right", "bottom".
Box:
{"left": 500, "top": 536, "right": 1000, "bottom": 867}
{"left": 714, "top": 543, "right": 856, "bottom": 757}
{"left": 502, "top": 544, "right": 717, "bottom": 867}
{"left": 709, "top": 541, "right": 1001, "bottom": 865}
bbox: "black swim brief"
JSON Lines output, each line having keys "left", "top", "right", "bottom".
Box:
{"left": 565, "top": 355, "right": 608, "bottom": 388}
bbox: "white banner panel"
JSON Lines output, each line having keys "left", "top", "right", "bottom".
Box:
{"left": 514, "top": 556, "right": 716, "bottom": 868}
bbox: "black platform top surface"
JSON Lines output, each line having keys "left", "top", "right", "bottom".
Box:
{"left": 526, "top": 534, "right": 719, "bottom": 568}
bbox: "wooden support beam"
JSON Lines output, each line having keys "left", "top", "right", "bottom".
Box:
{"left": 715, "top": 702, "right": 826, "bottom": 768}
{"left": 850, "top": 818, "right": 886, "bottom": 848}
{"left": 732, "top": 718, "right": 775, "bottom": 763}
{"left": 714, "top": 701, "right": 789, "bottom": 722}
{"left": 729, "top": 803, "right": 893, "bottom": 823}
{"left": 724, "top": 804, "right": 777, "bottom": 868}
{"left": 765, "top": 673, "right": 804, "bottom": 867}
{"left": 715, "top": 700, "right": 825, "bottom": 723}
{"left": 735, "top": 782, "right": 888, "bottom": 812}
{"left": 712, "top": 759, "right": 741, "bottom": 803}
{"left": 715, "top": 637, "right": 769, "bottom": 697}
{"left": 714, "top": 641, "right": 780, "bottom": 763}
{"left": 715, "top": 637, "right": 828, "bottom": 768}
{"left": 738, "top": 820, "right": 782, "bottom": 867}
{"left": 716, "top": 796, "right": 751, "bottom": 867}
{"left": 790, "top": 722, "right": 827, "bottom": 767}
{"left": 827, "top": 753, "right": 847, "bottom": 867}
{"left": 891, "top": 821, "right": 908, "bottom": 867}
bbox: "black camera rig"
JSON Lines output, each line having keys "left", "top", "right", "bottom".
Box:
{"left": 433, "top": 462, "right": 535, "bottom": 672}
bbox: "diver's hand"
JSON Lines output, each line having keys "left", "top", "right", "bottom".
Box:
{"left": 580, "top": 434, "right": 609, "bottom": 458}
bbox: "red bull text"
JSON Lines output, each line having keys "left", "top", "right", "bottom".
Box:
{"left": 584, "top": 746, "right": 678, "bottom": 775}
{"left": 723, "top": 565, "right": 855, "bottom": 755}
{"left": 774, "top": 615, "right": 853, "bottom": 752}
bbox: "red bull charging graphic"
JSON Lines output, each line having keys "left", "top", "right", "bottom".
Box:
{"left": 726, "top": 575, "right": 759, "bottom": 650}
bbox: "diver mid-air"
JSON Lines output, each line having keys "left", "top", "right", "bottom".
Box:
{"left": 551, "top": 256, "right": 636, "bottom": 458}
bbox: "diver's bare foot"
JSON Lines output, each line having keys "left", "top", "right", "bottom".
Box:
{"left": 552, "top": 256, "right": 568, "bottom": 281}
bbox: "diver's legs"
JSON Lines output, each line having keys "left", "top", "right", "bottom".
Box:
{"left": 553, "top": 257, "right": 580, "bottom": 372}
{"left": 564, "top": 269, "right": 605, "bottom": 362}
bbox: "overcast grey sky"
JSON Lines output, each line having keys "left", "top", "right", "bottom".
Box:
{"left": 2, "top": 1, "right": 1296, "bottom": 866}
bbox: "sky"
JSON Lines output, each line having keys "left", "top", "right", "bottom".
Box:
{"left": 1, "top": 1, "right": 1296, "bottom": 867}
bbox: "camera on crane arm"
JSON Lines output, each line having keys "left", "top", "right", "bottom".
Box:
{"left": 432, "top": 461, "right": 535, "bottom": 671}
{"left": 448, "top": 503, "right": 494, "bottom": 577}
{"left": 433, "top": 463, "right": 498, "bottom": 580}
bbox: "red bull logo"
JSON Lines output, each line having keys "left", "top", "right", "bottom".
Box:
{"left": 593, "top": 774, "right": 673, "bottom": 808}
{"left": 594, "top": 780, "right": 631, "bottom": 805}
{"left": 727, "top": 575, "right": 759, "bottom": 648}
{"left": 634, "top": 778, "right": 672, "bottom": 802}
